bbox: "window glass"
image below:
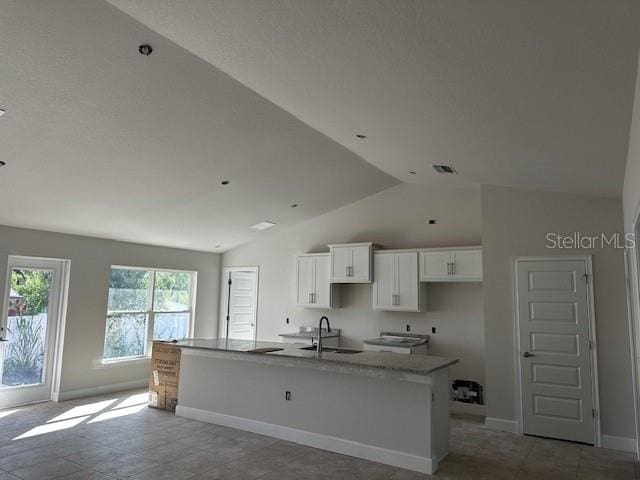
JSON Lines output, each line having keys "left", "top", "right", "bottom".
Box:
{"left": 108, "top": 269, "right": 150, "bottom": 312}
{"left": 103, "top": 313, "right": 147, "bottom": 359}
{"left": 153, "top": 271, "right": 191, "bottom": 312}
{"left": 154, "top": 312, "right": 190, "bottom": 341}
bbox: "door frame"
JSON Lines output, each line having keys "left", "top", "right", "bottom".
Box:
{"left": 218, "top": 266, "right": 259, "bottom": 341}
{"left": 0, "top": 255, "right": 71, "bottom": 407}
{"left": 512, "top": 255, "right": 601, "bottom": 446}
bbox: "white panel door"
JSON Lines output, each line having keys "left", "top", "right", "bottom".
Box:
{"left": 450, "top": 249, "right": 483, "bottom": 281}
{"left": 313, "top": 255, "right": 331, "bottom": 307}
{"left": 420, "top": 251, "right": 450, "bottom": 281}
{"left": 225, "top": 270, "right": 258, "bottom": 341}
{"left": 296, "top": 256, "right": 314, "bottom": 307}
{"left": 373, "top": 253, "right": 395, "bottom": 310}
{"left": 516, "top": 258, "right": 595, "bottom": 444}
{"left": 396, "top": 252, "right": 419, "bottom": 311}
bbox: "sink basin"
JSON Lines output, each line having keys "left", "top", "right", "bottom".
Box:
{"left": 299, "top": 346, "right": 362, "bottom": 354}
{"left": 248, "top": 347, "right": 284, "bottom": 354}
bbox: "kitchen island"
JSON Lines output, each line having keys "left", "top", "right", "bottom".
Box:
{"left": 172, "top": 338, "right": 458, "bottom": 474}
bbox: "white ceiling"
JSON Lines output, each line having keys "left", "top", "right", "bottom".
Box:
{"left": 0, "top": 1, "right": 397, "bottom": 252}
{"left": 107, "top": 0, "right": 640, "bottom": 197}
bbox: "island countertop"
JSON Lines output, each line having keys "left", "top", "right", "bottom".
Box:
{"left": 171, "top": 338, "right": 458, "bottom": 380}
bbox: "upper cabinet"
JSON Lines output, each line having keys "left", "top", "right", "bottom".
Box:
{"left": 296, "top": 254, "right": 340, "bottom": 308}
{"left": 419, "top": 247, "right": 482, "bottom": 282}
{"left": 329, "top": 243, "right": 373, "bottom": 283}
{"left": 373, "top": 251, "right": 424, "bottom": 312}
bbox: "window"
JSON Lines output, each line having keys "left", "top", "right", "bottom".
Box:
{"left": 103, "top": 267, "right": 195, "bottom": 361}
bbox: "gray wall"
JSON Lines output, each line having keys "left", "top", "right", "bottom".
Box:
{"left": 222, "top": 183, "right": 485, "bottom": 387}
{"left": 482, "top": 185, "right": 635, "bottom": 440}
{"left": 622, "top": 48, "right": 640, "bottom": 454}
{"left": 0, "top": 224, "right": 220, "bottom": 394}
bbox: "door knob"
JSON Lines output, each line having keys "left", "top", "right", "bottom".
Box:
{"left": 523, "top": 352, "right": 535, "bottom": 358}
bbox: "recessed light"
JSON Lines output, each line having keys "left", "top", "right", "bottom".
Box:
{"left": 290, "top": 203, "right": 298, "bottom": 208}
{"left": 0, "top": 109, "right": 5, "bottom": 118}
{"left": 0, "top": 161, "right": 5, "bottom": 167}
{"left": 214, "top": 244, "right": 221, "bottom": 248}
{"left": 428, "top": 219, "right": 437, "bottom": 225}
{"left": 251, "top": 221, "right": 276, "bottom": 231}
{"left": 221, "top": 180, "right": 230, "bottom": 185}
{"left": 355, "top": 134, "right": 366, "bottom": 139}
{"left": 409, "top": 171, "right": 416, "bottom": 175}
{"left": 138, "top": 44, "right": 153, "bottom": 56}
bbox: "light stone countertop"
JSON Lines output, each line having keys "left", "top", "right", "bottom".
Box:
{"left": 171, "top": 338, "right": 458, "bottom": 378}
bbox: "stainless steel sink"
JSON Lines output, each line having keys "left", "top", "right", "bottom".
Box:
{"left": 299, "top": 346, "right": 362, "bottom": 354}
{"left": 248, "top": 347, "right": 284, "bottom": 354}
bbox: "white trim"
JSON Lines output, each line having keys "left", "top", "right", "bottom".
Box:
{"left": 512, "top": 255, "right": 601, "bottom": 446}
{"left": 52, "top": 378, "right": 147, "bottom": 402}
{"left": 219, "top": 266, "right": 259, "bottom": 341}
{"left": 176, "top": 405, "right": 441, "bottom": 474}
{"left": 484, "top": 417, "right": 518, "bottom": 433}
{"left": 450, "top": 401, "right": 486, "bottom": 416}
{"left": 601, "top": 435, "right": 637, "bottom": 453}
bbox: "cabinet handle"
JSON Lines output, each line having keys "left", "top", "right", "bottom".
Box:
{"left": 308, "top": 293, "right": 313, "bottom": 303}
{"left": 345, "top": 265, "right": 350, "bottom": 277}
{"left": 312, "top": 293, "right": 316, "bottom": 303}
{"left": 349, "top": 265, "right": 353, "bottom": 277}
{"left": 446, "top": 262, "right": 451, "bottom": 275}
{"left": 451, "top": 262, "right": 456, "bottom": 275}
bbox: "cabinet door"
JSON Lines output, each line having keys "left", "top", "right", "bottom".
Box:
{"left": 450, "top": 249, "right": 482, "bottom": 281}
{"left": 373, "top": 253, "right": 395, "bottom": 310}
{"left": 396, "top": 252, "right": 419, "bottom": 311}
{"left": 330, "top": 246, "right": 351, "bottom": 282}
{"left": 350, "top": 245, "right": 372, "bottom": 282}
{"left": 313, "top": 255, "right": 331, "bottom": 307}
{"left": 296, "top": 256, "right": 314, "bottom": 306}
{"left": 419, "top": 251, "right": 451, "bottom": 281}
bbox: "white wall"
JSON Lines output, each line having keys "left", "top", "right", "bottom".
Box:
{"left": 622, "top": 48, "right": 640, "bottom": 455}
{"left": 0, "top": 224, "right": 220, "bottom": 396}
{"left": 222, "top": 183, "right": 485, "bottom": 387}
{"left": 482, "top": 185, "right": 635, "bottom": 441}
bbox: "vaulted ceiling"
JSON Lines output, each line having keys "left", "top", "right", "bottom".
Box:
{"left": 1, "top": 1, "right": 639, "bottom": 252}
{"left": 107, "top": 0, "right": 640, "bottom": 197}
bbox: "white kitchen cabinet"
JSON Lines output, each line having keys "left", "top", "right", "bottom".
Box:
{"left": 419, "top": 248, "right": 482, "bottom": 282}
{"left": 296, "top": 254, "right": 340, "bottom": 308}
{"left": 373, "top": 251, "right": 424, "bottom": 312}
{"left": 329, "top": 243, "right": 373, "bottom": 283}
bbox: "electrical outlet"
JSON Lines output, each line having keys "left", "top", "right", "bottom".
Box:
{"left": 286, "top": 317, "right": 290, "bottom": 324}
{"left": 406, "top": 324, "right": 411, "bottom": 332}
{"left": 432, "top": 327, "right": 436, "bottom": 334}
{"left": 285, "top": 391, "right": 291, "bottom": 401}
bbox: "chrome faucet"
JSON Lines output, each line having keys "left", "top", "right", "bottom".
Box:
{"left": 317, "top": 316, "right": 331, "bottom": 358}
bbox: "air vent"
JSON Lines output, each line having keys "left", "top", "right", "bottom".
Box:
{"left": 433, "top": 165, "right": 457, "bottom": 174}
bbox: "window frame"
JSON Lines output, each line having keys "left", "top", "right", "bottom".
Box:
{"left": 102, "top": 265, "right": 197, "bottom": 363}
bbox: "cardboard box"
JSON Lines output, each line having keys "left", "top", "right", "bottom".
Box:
{"left": 149, "top": 341, "right": 181, "bottom": 411}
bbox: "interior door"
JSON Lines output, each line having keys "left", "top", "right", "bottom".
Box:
{"left": 0, "top": 257, "right": 66, "bottom": 409}
{"left": 516, "top": 258, "right": 595, "bottom": 444}
{"left": 224, "top": 270, "right": 258, "bottom": 341}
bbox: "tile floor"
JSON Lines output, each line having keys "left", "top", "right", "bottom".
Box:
{"left": 0, "top": 390, "right": 636, "bottom": 479}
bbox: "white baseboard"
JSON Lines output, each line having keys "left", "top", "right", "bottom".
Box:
{"left": 176, "top": 405, "right": 439, "bottom": 474}
{"left": 52, "top": 379, "right": 147, "bottom": 402}
{"left": 601, "top": 435, "right": 637, "bottom": 454}
{"left": 450, "top": 401, "right": 486, "bottom": 416}
{"left": 484, "top": 417, "right": 518, "bottom": 433}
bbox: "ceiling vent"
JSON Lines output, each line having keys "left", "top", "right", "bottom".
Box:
{"left": 433, "top": 165, "right": 457, "bottom": 174}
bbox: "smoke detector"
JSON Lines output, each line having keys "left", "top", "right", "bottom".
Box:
{"left": 433, "top": 165, "right": 457, "bottom": 174}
